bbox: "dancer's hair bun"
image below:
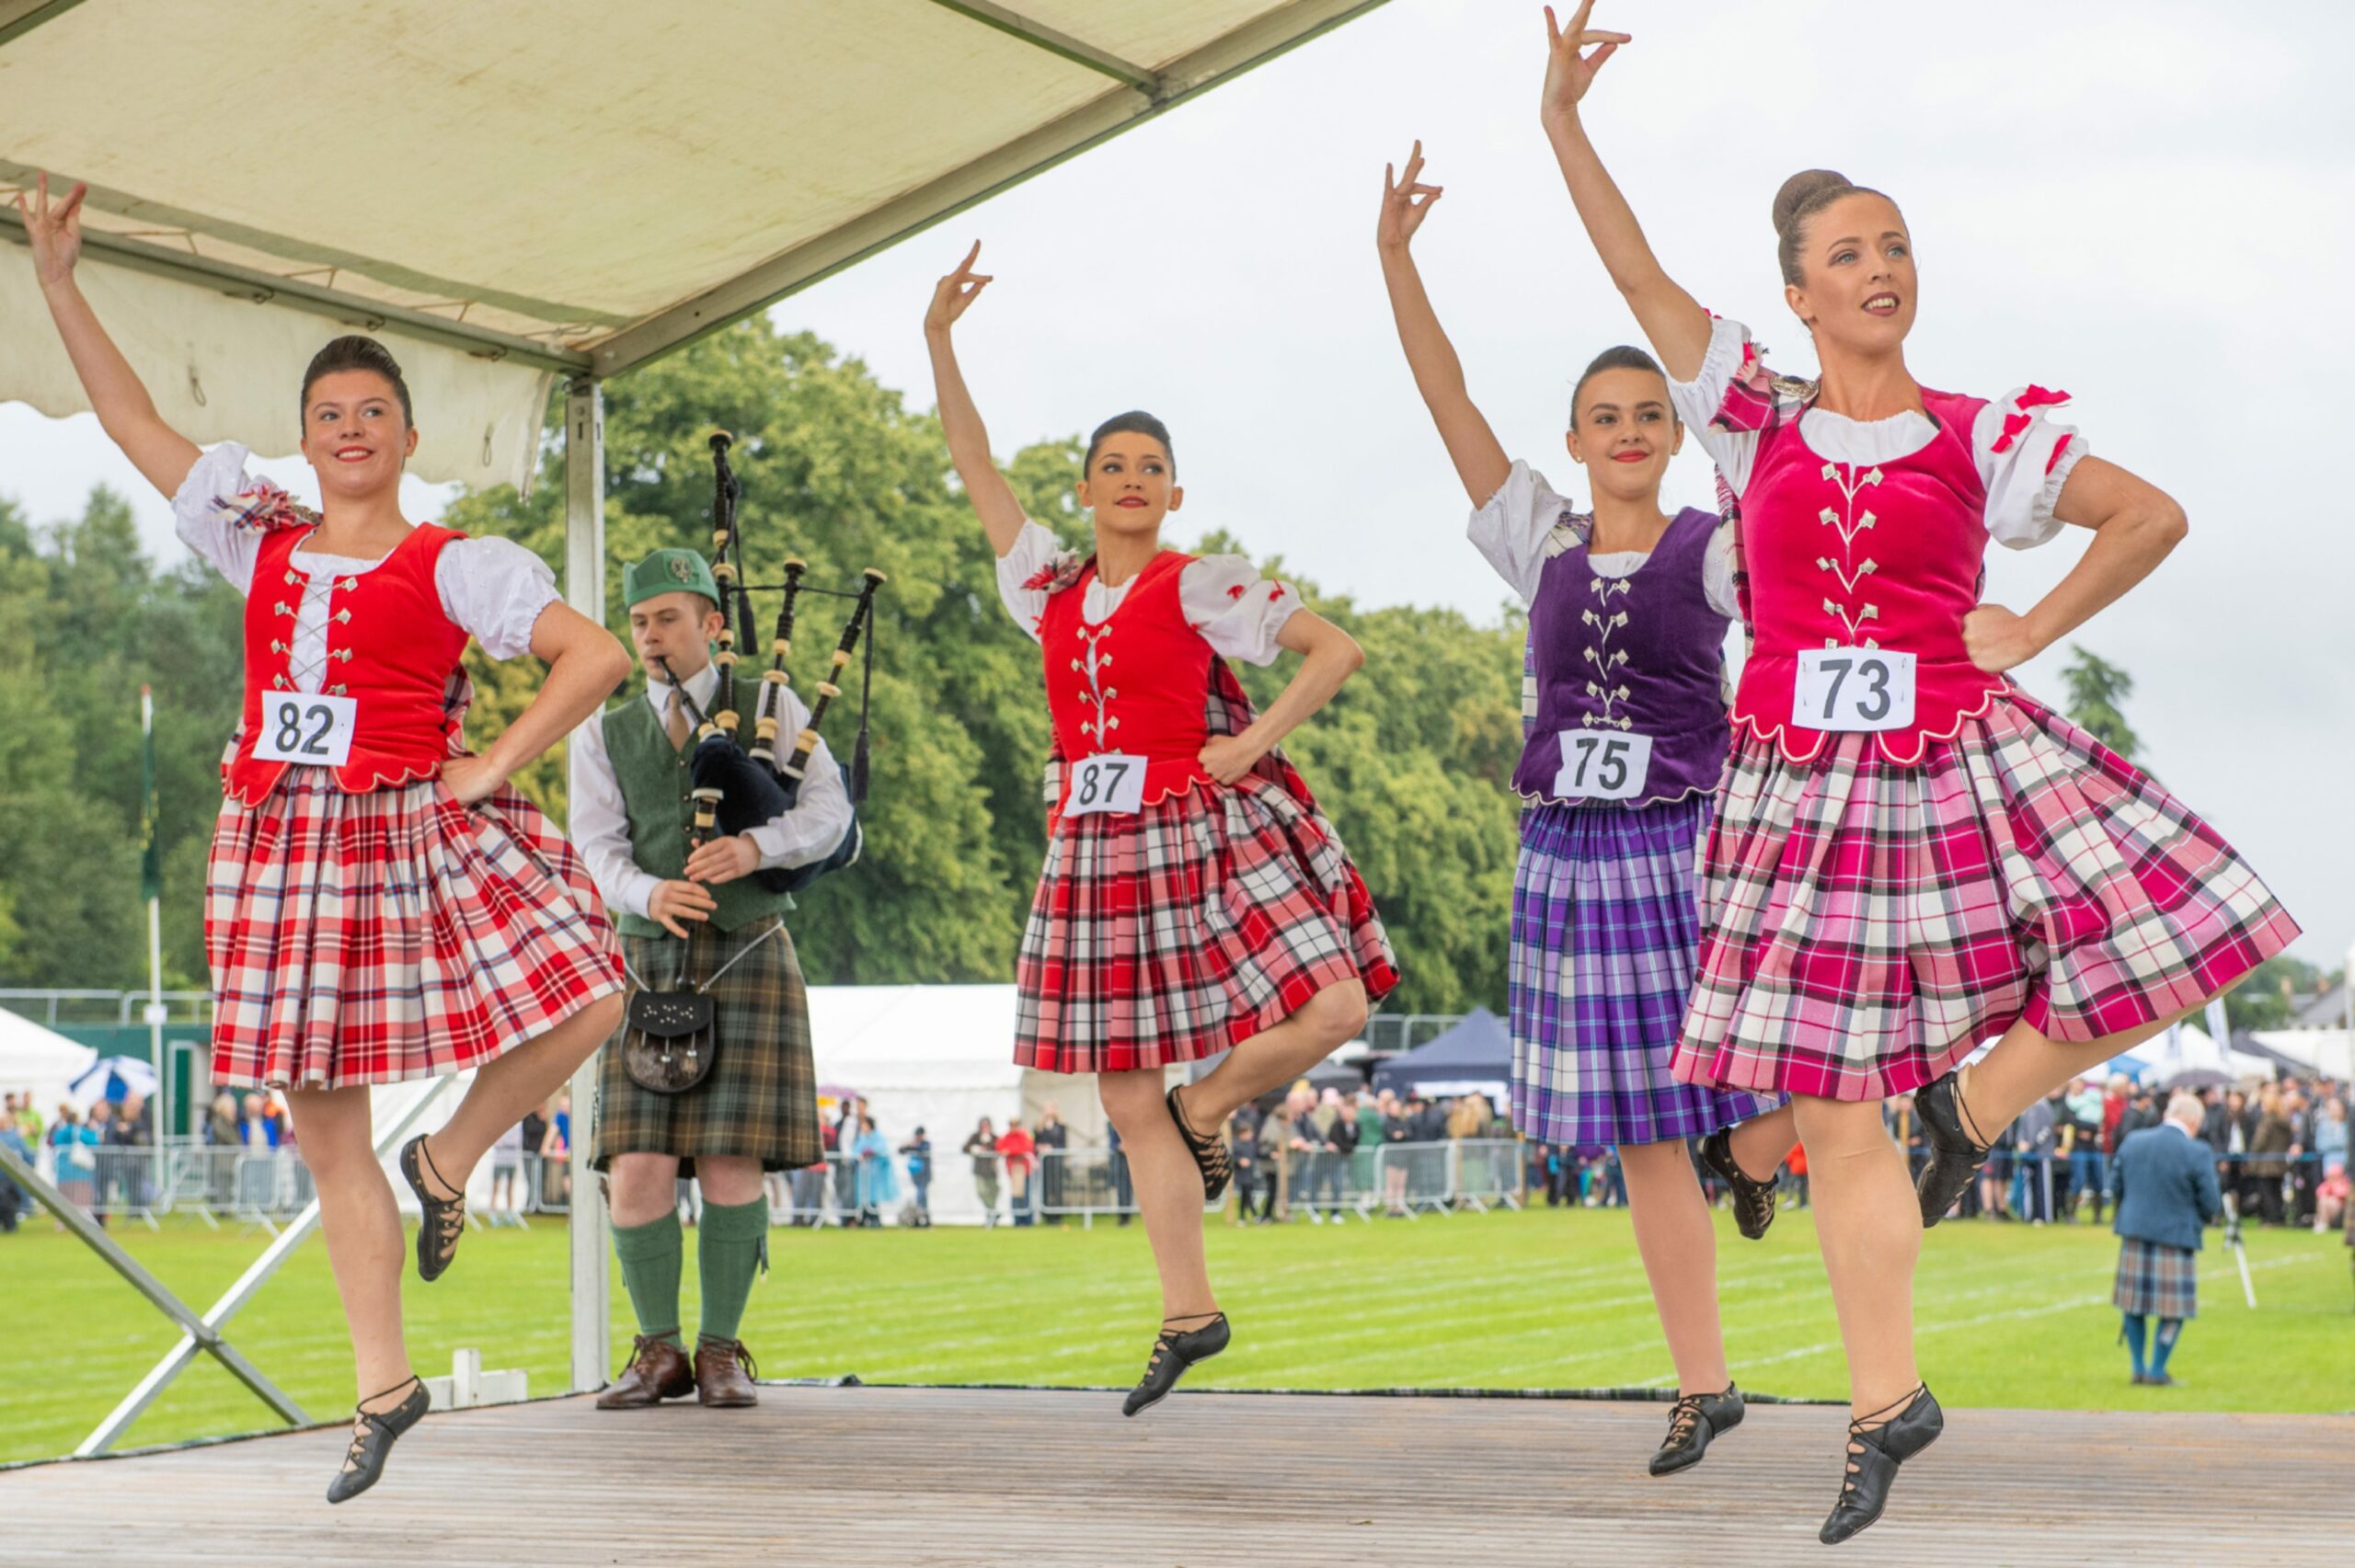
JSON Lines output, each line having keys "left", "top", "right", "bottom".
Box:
{"left": 1771, "top": 170, "right": 1854, "bottom": 241}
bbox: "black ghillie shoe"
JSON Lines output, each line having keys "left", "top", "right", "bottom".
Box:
{"left": 1819, "top": 1384, "right": 1943, "bottom": 1546}
{"left": 1913, "top": 1073, "right": 1993, "bottom": 1230}
{"left": 399, "top": 1135, "right": 467, "bottom": 1282}
{"left": 1121, "top": 1311, "right": 1230, "bottom": 1417}
{"left": 326, "top": 1376, "right": 430, "bottom": 1505}
{"left": 1649, "top": 1382, "right": 1744, "bottom": 1476}
{"left": 1699, "top": 1128, "right": 1779, "bottom": 1241}
{"left": 1166, "top": 1087, "right": 1233, "bottom": 1203}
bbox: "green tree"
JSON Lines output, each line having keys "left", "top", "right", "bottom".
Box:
{"left": 2222, "top": 954, "right": 2341, "bottom": 1034}
{"left": 2059, "top": 645, "right": 2141, "bottom": 759}
{"left": 0, "top": 489, "right": 241, "bottom": 990}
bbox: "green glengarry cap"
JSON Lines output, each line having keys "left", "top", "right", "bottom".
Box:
{"left": 623, "top": 547, "right": 718, "bottom": 611}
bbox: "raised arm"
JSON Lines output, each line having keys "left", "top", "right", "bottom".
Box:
{"left": 1961, "top": 456, "right": 2188, "bottom": 674}
{"left": 1537, "top": 5, "right": 1712, "bottom": 381}
{"left": 1375, "top": 143, "right": 1509, "bottom": 507}
{"left": 15, "top": 174, "right": 200, "bottom": 496}
{"left": 924, "top": 242, "right": 1027, "bottom": 557}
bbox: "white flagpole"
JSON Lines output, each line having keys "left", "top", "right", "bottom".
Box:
{"left": 144, "top": 686, "right": 167, "bottom": 1202}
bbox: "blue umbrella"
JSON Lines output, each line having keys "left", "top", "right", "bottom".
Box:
{"left": 66, "top": 1055, "right": 161, "bottom": 1111}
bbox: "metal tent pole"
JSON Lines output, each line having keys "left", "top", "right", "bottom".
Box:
{"left": 563, "top": 376, "right": 612, "bottom": 1394}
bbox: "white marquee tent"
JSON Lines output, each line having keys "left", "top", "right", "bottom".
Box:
{"left": 2122, "top": 1022, "right": 2277, "bottom": 1085}
{"left": 2251, "top": 1029, "right": 2352, "bottom": 1081}
{"left": 0, "top": 1007, "right": 98, "bottom": 1137}
{"left": 810, "top": 983, "right": 1054, "bottom": 1225}
{"left": 1, "top": 0, "right": 1389, "bottom": 1391}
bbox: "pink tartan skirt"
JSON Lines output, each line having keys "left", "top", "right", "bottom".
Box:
{"left": 1671, "top": 692, "right": 2299, "bottom": 1102}
{"left": 1014, "top": 775, "right": 1399, "bottom": 1075}
{"left": 205, "top": 771, "right": 624, "bottom": 1091}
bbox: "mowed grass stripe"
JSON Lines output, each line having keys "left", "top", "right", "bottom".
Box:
{"left": 4, "top": 1207, "right": 2347, "bottom": 1463}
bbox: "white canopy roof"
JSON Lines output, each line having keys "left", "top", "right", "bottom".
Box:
{"left": 0, "top": 0, "right": 1384, "bottom": 488}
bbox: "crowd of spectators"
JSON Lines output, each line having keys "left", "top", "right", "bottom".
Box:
{"left": 1, "top": 1088, "right": 160, "bottom": 1229}
{"left": 4, "top": 1065, "right": 2347, "bottom": 1253}
{"left": 1887, "top": 1072, "right": 2353, "bottom": 1234}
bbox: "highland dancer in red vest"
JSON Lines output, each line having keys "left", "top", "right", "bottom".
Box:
{"left": 1538, "top": 6, "right": 2297, "bottom": 1541}
{"left": 925, "top": 244, "right": 1399, "bottom": 1413}
{"left": 19, "top": 175, "right": 628, "bottom": 1503}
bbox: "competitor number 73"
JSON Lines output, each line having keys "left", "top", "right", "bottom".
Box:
{"left": 1794, "top": 647, "right": 1917, "bottom": 733}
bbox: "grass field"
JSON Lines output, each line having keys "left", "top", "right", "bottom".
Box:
{"left": 5, "top": 1205, "right": 2349, "bottom": 1465}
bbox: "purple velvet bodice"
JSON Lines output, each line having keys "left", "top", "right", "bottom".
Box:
{"left": 1511, "top": 505, "right": 1732, "bottom": 807}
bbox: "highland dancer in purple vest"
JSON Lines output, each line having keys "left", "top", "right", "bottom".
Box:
{"left": 1376, "top": 141, "right": 1797, "bottom": 1476}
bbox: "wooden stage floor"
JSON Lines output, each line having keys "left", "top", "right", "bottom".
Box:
{"left": 9, "top": 1385, "right": 2349, "bottom": 1565}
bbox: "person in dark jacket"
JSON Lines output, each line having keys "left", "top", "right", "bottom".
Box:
{"left": 1229, "top": 1115, "right": 1272, "bottom": 1223}
{"left": 2108, "top": 1093, "right": 2223, "bottom": 1387}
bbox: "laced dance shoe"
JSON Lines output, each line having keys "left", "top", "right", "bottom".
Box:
{"left": 1818, "top": 1384, "right": 1944, "bottom": 1546}
{"left": 1698, "top": 1128, "right": 1779, "bottom": 1241}
{"left": 399, "top": 1135, "right": 468, "bottom": 1282}
{"left": 1121, "top": 1311, "right": 1230, "bottom": 1417}
{"left": 1648, "top": 1383, "right": 1744, "bottom": 1475}
{"left": 1165, "top": 1087, "right": 1233, "bottom": 1202}
{"left": 326, "top": 1376, "right": 430, "bottom": 1505}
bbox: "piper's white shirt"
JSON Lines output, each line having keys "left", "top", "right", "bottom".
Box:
{"left": 172, "top": 442, "right": 557, "bottom": 692}
{"left": 568, "top": 660, "right": 853, "bottom": 921}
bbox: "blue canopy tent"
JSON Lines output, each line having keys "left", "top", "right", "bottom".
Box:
{"left": 1372, "top": 1008, "right": 1512, "bottom": 1101}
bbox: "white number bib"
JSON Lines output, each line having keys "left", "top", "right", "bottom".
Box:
{"left": 1064, "top": 752, "right": 1147, "bottom": 817}
{"left": 1553, "top": 730, "right": 1653, "bottom": 801}
{"left": 251, "top": 692, "right": 358, "bottom": 766}
{"left": 1795, "top": 648, "right": 1916, "bottom": 732}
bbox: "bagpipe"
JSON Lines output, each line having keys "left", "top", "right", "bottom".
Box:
{"left": 655, "top": 430, "right": 884, "bottom": 896}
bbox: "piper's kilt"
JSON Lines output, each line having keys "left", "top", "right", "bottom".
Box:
{"left": 592, "top": 916, "right": 821, "bottom": 1174}
{"left": 2112, "top": 1237, "right": 2200, "bottom": 1320}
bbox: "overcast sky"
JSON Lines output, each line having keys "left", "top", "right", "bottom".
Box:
{"left": 3, "top": 0, "right": 2347, "bottom": 969}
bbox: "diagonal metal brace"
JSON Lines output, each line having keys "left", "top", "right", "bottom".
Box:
{"left": 0, "top": 1137, "right": 308, "bottom": 1439}
{"left": 0, "top": 1075, "right": 454, "bottom": 1456}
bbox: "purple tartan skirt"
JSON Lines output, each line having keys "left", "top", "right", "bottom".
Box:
{"left": 1508, "top": 796, "right": 1780, "bottom": 1146}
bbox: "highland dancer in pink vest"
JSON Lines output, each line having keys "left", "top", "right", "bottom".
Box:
{"left": 18, "top": 174, "right": 628, "bottom": 1504}
{"left": 1536, "top": 6, "right": 2297, "bottom": 1542}
{"left": 925, "top": 243, "right": 1398, "bottom": 1413}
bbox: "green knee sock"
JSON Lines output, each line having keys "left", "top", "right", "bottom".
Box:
{"left": 612, "top": 1211, "right": 684, "bottom": 1347}
{"left": 696, "top": 1196, "right": 769, "bottom": 1344}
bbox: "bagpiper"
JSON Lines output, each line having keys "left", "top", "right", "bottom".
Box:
{"left": 572, "top": 546, "right": 853, "bottom": 1410}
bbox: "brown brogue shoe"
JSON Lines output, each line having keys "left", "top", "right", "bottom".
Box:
{"left": 596, "top": 1333, "right": 694, "bottom": 1410}
{"left": 695, "top": 1336, "right": 759, "bottom": 1408}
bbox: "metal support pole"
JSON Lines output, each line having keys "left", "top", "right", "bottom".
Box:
{"left": 563, "top": 375, "right": 611, "bottom": 1394}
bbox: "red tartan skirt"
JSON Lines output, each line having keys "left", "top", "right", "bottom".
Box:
{"left": 205, "top": 771, "right": 624, "bottom": 1091}
{"left": 1014, "top": 774, "right": 1399, "bottom": 1074}
{"left": 1672, "top": 692, "right": 2299, "bottom": 1102}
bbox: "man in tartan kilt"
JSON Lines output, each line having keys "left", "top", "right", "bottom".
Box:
{"left": 2108, "top": 1092, "right": 2223, "bottom": 1388}
{"left": 570, "top": 548, "right": 851, "bottom": 1409}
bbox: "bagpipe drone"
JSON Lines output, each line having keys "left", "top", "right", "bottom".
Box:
{"left": 653, "top": 430, "right": 883, "bottom": 895}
